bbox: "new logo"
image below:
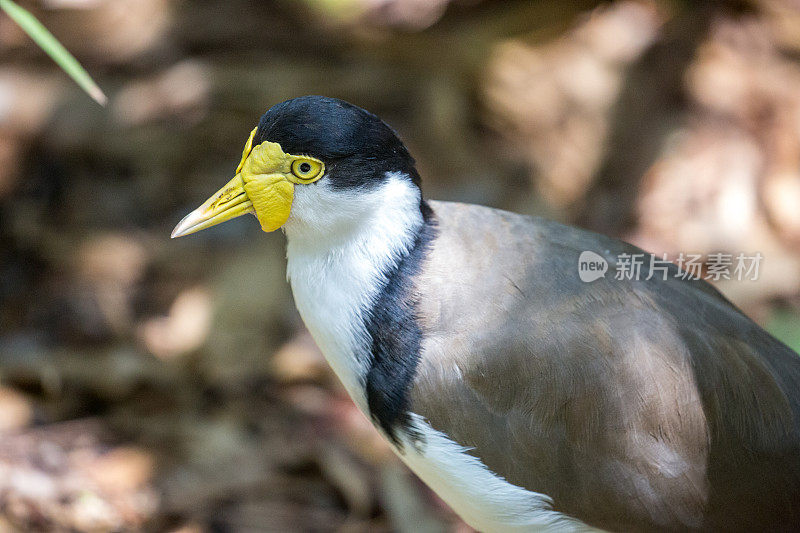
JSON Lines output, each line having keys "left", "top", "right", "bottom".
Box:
{"left": 578, "top": 251, "right": 608, "bottom": 283}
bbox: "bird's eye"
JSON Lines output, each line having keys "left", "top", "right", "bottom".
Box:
{"left": 291, "top": 158, "right": 323, "bottom": 181}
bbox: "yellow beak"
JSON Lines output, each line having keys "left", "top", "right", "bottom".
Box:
{"left": 171, "top": 174, "right": 254, "bottom": 238}
{"left": 171, "top": 128, "right": 320, "bottom": 238}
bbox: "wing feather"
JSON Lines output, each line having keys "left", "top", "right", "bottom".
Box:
{"left": 410, "top": 201, "right": 800, "bottom": 532}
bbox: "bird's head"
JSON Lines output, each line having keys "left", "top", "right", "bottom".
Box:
{"left": 171, "top": 96, "right": 422, "bottom": 240}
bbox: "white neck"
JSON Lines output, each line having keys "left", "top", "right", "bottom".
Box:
{"left": 283, "top": 173, "right": 424, "bottom": 409}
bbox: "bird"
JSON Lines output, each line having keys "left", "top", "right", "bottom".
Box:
{"left": 171, "top": 95, "right": 800, "bottom": 532}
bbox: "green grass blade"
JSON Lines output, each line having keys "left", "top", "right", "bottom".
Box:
{"left": 0, "top": 0, "right": 106, "bottom": 105}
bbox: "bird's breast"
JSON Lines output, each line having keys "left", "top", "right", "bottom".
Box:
{"left": 287, "top": 257, "right": 374, "bottom": 410}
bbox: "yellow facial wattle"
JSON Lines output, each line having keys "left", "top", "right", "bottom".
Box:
{"left": 171, "top": 127, "right": 325, "bottom": 238}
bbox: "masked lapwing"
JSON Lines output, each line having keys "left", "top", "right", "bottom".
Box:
{"left": 172, "top": 96, "right": 800, "bottom": 532}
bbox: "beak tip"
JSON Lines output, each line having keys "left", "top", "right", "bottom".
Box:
{"left": 170, "top": 175, "right": 254, "bottom": 240}
{"left": 171, "top": 210, "right": 200, "bottom": 239}
{"left": 170, "top": 223, "right": 186, "bottom": 239}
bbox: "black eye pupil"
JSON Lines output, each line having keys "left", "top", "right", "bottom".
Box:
{"left": 299, "top": 162, "right": 311, "bottom": 173}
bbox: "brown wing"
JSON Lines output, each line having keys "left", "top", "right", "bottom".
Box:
{"left": 410, "top": 201, "right": 800, "bottom": 532}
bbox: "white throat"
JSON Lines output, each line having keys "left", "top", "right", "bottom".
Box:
{"left": 283, "top": 172, "right": 424, "bottom": 409}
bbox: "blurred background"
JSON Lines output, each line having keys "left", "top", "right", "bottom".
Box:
{"left": 1, "top": 0, "right": 800, "bottom": 530}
